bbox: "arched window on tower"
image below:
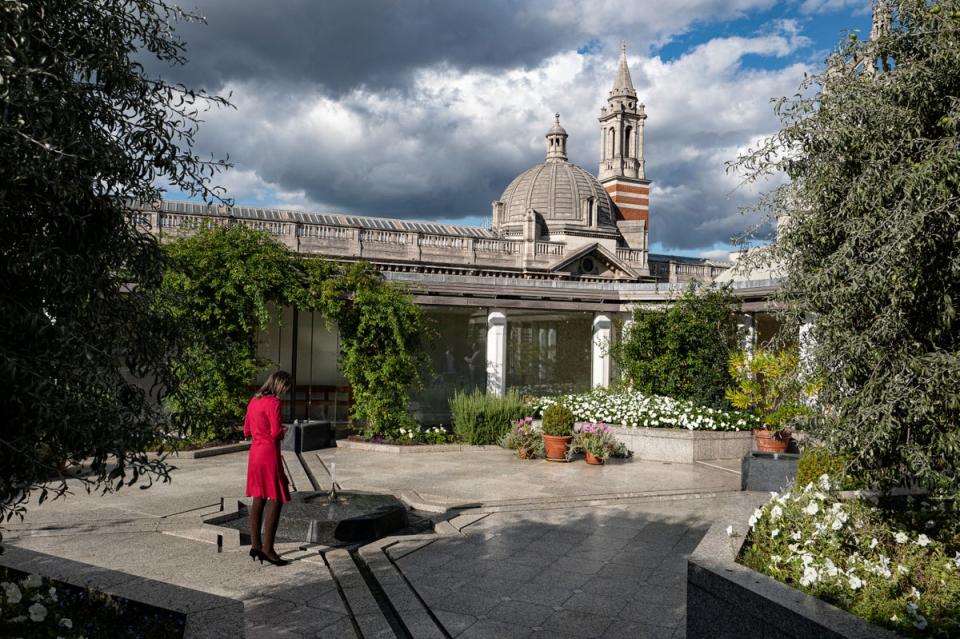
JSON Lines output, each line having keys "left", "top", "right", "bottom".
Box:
{"left": 607, "top": 128, "right": 616, "bottom": 158}
{"left": 624, "top": 126, "right": 633, "bottom": 157}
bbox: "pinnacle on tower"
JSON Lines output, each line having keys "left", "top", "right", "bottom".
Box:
{"left": 610, "top": 41, "right": 636, "bottom": 98}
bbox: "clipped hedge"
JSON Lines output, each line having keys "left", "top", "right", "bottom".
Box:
{"left": 449, "top": 390, "right": 529, "bottom": 445}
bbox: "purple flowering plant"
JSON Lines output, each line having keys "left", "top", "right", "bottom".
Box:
{"left": 573, "top": 421, "right": 619, "bottom": 460}
{"left": 501, "top": 416, "right": 543, "bottom": 458}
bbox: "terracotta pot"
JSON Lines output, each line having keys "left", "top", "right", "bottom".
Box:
{"left": 753, "top": 429, "right": 790, "bottom": 454}
{"left": 542, "top": 434, "right": 573, "bottom": 460}
{"left": 585, "top": 451, "right": 604, "bottom": 465}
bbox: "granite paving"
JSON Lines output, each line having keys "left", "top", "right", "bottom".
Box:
{"left": 2, "top": 446, "right": 755, "bottom": 637}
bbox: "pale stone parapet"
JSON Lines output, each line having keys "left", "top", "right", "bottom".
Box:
{"left": 591, "top": 313, "right": 612, "bottom": 388}
{"left": 486, "top": 309, "right": 507, "bottom": 396}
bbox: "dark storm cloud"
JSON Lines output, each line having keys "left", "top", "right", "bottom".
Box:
{"left": 161, "top": 0, "right": 573, "bottom": 94}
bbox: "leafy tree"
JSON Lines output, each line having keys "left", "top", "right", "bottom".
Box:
{"left": 161, "top": 225, "right": 296, "bottom": 441}
{"left": 613, "top": 284, "right": 741, "bottom": 407}
{"left": 0, "top": 1, "right": 228, "bottom": 523}
{"left": 298, "top": 260, "right": 431, "bottom": 436}
{"left": 735, "top": 1, "right": 960, "bottom": 494}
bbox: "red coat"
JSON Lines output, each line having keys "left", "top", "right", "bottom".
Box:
{"left": 243, "top": 396, "right": 290, "bottom": 503}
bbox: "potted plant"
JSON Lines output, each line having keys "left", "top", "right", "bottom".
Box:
{"left": 573, "top": 421, "right": 617, "bottom": 465}
{"left": 501, "top": 416, "right": 543, "bottom": 459}
{"left": 726, "top": 348, "right": 817, "bottom": 453}
{"left": 541, "top": 402, "right": 575, "bottom": 461}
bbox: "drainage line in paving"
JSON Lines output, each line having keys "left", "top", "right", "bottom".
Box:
{"left": 296, "top": 452, "right": 322, "bottom": 492}
{"left": 320, "top": 551, "right": 365, "bottom": 639}
{"left": 383, "top": 544, "right": 453, "bottom": 639}
{"left": 350, "top": 549, "right": 413, "bottom": 639}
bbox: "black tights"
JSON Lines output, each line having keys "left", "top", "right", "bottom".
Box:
{"left": 249, "top": 497, "right": 283, "bottom": 558}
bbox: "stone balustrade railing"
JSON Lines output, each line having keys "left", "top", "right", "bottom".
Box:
{"left": 535, "top": 241, "right": 565, "bottom": 256}
{"left": 616, "top": 248, "right": 646, "bottom": 264}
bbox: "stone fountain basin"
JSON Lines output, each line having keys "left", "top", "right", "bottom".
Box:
{"left": 208, "top": 491, "right": 410, "bottom": 545}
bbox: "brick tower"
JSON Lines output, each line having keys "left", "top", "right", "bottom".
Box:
{"left": 598, "top": 42, "right": 649, "bottom": 254}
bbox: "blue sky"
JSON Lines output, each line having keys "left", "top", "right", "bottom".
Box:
{"left": 162, "top": 0, "right": 872, "bottom": 258}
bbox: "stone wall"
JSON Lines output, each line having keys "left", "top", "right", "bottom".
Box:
{"left": 609, "top": 427, "right": 753, "bottom": 463}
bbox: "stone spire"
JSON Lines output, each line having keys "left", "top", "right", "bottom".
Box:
{"left": 545, "top": 112, "right": 568, "bottom": 161}
{"left": 609, "top": 41, "right": 637, "bottom": 100}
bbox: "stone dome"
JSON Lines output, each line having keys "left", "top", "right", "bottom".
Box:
{"left": 498, "top": 160, "right": 617, "bottom": 231}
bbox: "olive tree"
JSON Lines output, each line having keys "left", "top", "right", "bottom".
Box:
{"left": 0, "top": 1, "right": 229, "bottom": 526}
{"left": 735, "top": 1, "right": 960, "bottom": 494}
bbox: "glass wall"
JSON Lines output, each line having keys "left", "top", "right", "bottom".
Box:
{"left": 256, "top": 306, "right": 349, "bottom": 423}
{"left": 410, "top": 306, "right": 488, "bottom": 426}
{"left": 505, "top": 309, "right": 593, "bottom": 396}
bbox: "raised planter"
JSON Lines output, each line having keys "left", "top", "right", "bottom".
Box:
{"left": 0, "top": 546, "right": 243, "bottom": 638}
{"left": 281, "top": 420, "right": 334, "bottom": 453}
{"left": 335, "top": 439, "right": 501, "bottom": 454}
{"left": 686, "top": 499, "right": 901, "bottom": 639}
{"left": 177, "top": 441, "right": 250, "bottom": 459}
{"left": 609, "top": 426, "right": 752, "bottom": 463}
{"left": 741, "top": 452, "right": 799, "bottom": 492}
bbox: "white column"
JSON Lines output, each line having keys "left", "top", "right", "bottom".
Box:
{"left": 486, "top": 309, "right": 507, "bottom": 396}
{"left": 591, "top": 314, "right": 612, "bottom": 388}
{"left": 737, "top": 313, "right": 755, "bottom": 359}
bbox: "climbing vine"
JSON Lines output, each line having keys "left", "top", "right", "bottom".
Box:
{"left": 162, "top": 225, "right": 429, "bottom": 441}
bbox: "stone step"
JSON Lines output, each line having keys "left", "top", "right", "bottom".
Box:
{"left": 280, "top": 450, "right": 313, "bottom": 493}
{"left": 324, "top": 548, "right": 397, "bottom": 639}
{"left": 358, "top": 541, "right": 446, "bottom": 639}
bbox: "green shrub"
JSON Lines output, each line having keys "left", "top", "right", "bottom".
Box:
{"left": 449, "top": 390, "right": 529, "bottom": 445}
{"left": 542, "top": 402, "right": 575, "bottom": 436}
{"left": 725, "top": 348, "right": 817, "bottom": 434}
{"left": 612, "top": 283, "right": 741, "bottom": 408}
{"left": 795, "top": 446, "right": 856, "bottom": 490}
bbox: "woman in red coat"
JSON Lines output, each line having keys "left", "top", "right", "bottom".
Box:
{"left": 244, "top": 370, "right": 292, "bottom": 566}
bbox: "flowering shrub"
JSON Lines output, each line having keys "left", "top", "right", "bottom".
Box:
{"left": 573, "top": 422, "right": 620, "bottom": 460}
{"left": 535, "top": 388, "right": 759, "bottom": 432}
{"left": 739, "top": 478, "right": 960, "bottom": 637}
{"left": 0, "top": 567, "right": 184, "bottom": 638}
{"left": 357, "top": 425, "right": 454, "bottom": 445}
{"left": 500, "top": 417, "right": 544, "bottom": 458}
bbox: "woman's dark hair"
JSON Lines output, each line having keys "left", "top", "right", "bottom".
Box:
{"left": 255, "top": 370, "right": 291, "bottom": 398}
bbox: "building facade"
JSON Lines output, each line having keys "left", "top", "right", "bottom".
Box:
{"left": 135, "top": 45, "right": 780, "bottom": 424}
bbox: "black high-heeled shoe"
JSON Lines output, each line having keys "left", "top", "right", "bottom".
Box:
{"left": 249, "top": 548, "right": 263, "bottom": 562}
{"left": 260, "top": 550, "right": 289, "bottom": 566}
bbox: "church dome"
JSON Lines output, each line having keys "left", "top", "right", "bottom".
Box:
{"left": 498, "top": 160, "right": 617, "bottom": 231}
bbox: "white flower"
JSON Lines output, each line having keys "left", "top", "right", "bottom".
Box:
{"left": 791, "top": 530, "right": 802, "bottom": 541}
{"left": 770, "top": 528, "right": 780, "bottom": 538}
{"left": 955, "top": 552, "right": 960, "bottom": 569}
{"left": 870, "top": 538, "right": 879, "bottom": 549}
{"left": 48, "top": 586, "right": 57, "bottom": 602}
{"left": 770, "top": 505, "right": 783, "bottom": 521}
{"left": 911, "top": 586, "right": 921, "bottom": 599}
{"left": 916, "top": 534, "right": 930, "bottom": 547}
{"left": 803, "top": 501, "right": 820, "bottom": 516}
{"left": 748, "top": 508, "right": 762, "bottom": 527}
{"left": 831, "top": 511, "right": 848, "bottom": 531}
{"left": 3, "top": 582, "right": 22, "bottom": 604}
{"left": 23, "top": 574, "right": 43, "bottom": 589}
{"left": 823, "top": 558, "right": 839, "bottom": 577}
{"left": 818, "top": 474, "right": 831, "bottom": 491}
{"left": 770, "top": 555, "right": 782, "bottom": 564}
{"left": 848, "top": 575, "right": 863, "bottom": 590}
{"left": 788, "top": 543, "right": 801, "bottom": 554}
{"left": 897, "top": 564, "right": 909, "bottom": 575}
{"left": 799, "top": 566, "right": 819, "bottom": 587}
{"left": 913, "top": 616, "right": 928, "bottom": 631}
{"left": 725, "top": 525, "right": 734, "bottom": 537}
{"left": 895, "top": 532, "right": 908, "bottom": 544}
{"left": 60, "top": 618, "right": 73, "bottom": 629}
{"left": 28, "top": 602, "right": 47, "bottom": 622}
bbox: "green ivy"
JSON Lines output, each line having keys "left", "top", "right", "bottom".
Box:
{"left": 161, "top": 226, "right": 429, "bottom": 441}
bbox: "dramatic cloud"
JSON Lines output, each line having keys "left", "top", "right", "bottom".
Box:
{"left": 160, "top": 2, "right": 850, "bottom": 253}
